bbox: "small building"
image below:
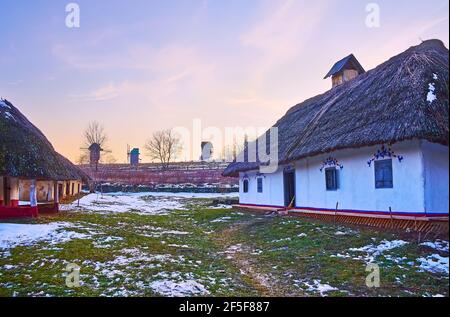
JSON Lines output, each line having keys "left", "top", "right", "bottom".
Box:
{"left": 200, "top": 142, "right": 213, "bottom": 161}
{"left": 130, "top": 148, "right": 140, "bottom": 166}
{"left": 324, "top": 54, "right": 365, "bottom": 88}
{"left": 1, "top": 99, "right": 89, "bottom": 219}
{"left": 223, "top": 40, "right": 449, "bottom": 232}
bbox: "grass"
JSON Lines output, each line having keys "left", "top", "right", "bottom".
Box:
{"left": 0, "top": 196, "right": 448, "bottom": 297}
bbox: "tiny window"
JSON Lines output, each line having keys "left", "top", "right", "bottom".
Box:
{"left": 325, "top": 168, "right": 338, "bottom": 191}
{"left": 243, "top": 179, "right": 249, "bottom": 193}
{"left": 375, "top": 159, "right": 393, "bottom": 189}
{"left": 257, "top": 178, "right": 263, "bottom": 193}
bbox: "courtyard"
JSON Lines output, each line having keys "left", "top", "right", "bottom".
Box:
{"left": 0, "top": 192, "right": 448, "bottom": 297}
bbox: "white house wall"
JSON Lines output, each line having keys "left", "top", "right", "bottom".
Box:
{"left": 237, "top": 140, "right": 449, "bottom": 215}
{"left": 239, "top": 169, "right": 284, "bottom": 207}
{"left": 422, "top": 140, "right": 449, "bottom": 214}
{"left": 295, "top": 140, "right": 425, "bottom": 213}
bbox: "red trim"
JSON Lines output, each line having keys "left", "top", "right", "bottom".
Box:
{"left": 237, "top": 203, "right": 448, "bottom": 218}
{"left": 0, "top": 206, "right": 38, "bottom": 219}
{"left": 239, "top": 203, "right": 285, "bottom": 209}
{"left": 10, "top": 199, "right": 19, "bottom": 207}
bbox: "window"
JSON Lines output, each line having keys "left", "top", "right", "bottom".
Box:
{"left": 375, "top": 159, "right": 393, "bottom": 188}
{"left": 243, "top": 179, "right": 249, "bottom": 193}
{"left": 257, "top": 178, "right": 263, "bottom": 193}
{"left": 325, "top": 168, "right": 338, "bottom": 191}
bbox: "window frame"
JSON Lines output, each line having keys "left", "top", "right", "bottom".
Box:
{"left": 257, "top": 177, "right": 264, "bottom": 193}
{"left": 325, "top": 167, "right": 338, "bottom": 191}
{"left": 242, "top": 179, "right": 249, "bottom": 193}
{"left": 374, "top": 159, "right": 393, "bottom": 189}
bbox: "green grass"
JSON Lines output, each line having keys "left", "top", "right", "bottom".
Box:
{"left": 0, "top": 197, "right": 448, "bottom": 297}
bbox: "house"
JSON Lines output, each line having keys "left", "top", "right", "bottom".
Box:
{"left": 200, "top": 142, "right": 213, "bottom": 161}
{"left": 0, "top": 99, "right": 89, "bottom": 219}
{"left": 223, "top": 40, "right": 449, "bottom": 232}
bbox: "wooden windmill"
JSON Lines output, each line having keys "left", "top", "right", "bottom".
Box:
{"left": 80, "top": 121, "right": 110, "bottom": 171}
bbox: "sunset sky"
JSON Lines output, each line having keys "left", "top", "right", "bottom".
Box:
{"left": 1, "top": 0, "right": 449, "bottom": 163}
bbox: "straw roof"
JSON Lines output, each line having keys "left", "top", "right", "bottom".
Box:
{"left": 0, "top": 99, "right": 90, "bottom": 181}
{"left": 224, "top": 39, "right": 449, "bottom": 177}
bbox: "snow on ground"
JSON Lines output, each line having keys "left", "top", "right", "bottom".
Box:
{"left": 417, "top": 254, "right": 449, "bottom": 275}
{"left": 149, "top": 272, "right": 210, "bottom": 297}
{"left": 0, "top": 222, "right": 88, "bottom": 250}
{"left": 211, "top": 216, "right": 233, "bottom": 223}
{"left": 293, "top": 279, "right": 339, "bottom": 296}
{"left": 61, "top": 192, "right": 238, "bottom": 215}
{"left": 348, "top": 240, "right": 408, "bottom": 263}
{"left": 420, "top": 240, "right": 449, "bottom": 253}
{"left": 304, "top": 280, "right": 338, "bottom": 296}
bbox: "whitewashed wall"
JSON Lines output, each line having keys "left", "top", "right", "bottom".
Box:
{"left": 422, "top": 141, "right": 449, "bottom": 214}
{"left": 238, "top": 140, "right": 449, "bottom": 214}
{"left": 239, "top": 169, "right": 284, "bottom": 207}
{"left": 295, "top": 140, "right": 425, "bottom": 213}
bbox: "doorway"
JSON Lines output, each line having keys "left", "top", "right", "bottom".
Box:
{"left": 283, "top": 169, "right": 296, "bottom": 208}
{"left": 58, "top": 184, "right": 64, "bottom": 199}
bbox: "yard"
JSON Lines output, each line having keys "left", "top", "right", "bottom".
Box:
{"left": 0, "top": 192, "right": 448, "bottom": 297}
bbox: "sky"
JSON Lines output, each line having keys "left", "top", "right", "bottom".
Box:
{"left": 0, "top": 0, "right": 448, "bottom": 163}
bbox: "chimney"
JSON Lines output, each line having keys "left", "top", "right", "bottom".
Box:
{"left": 324, "top": 54, "right": 365, "bottom": 88}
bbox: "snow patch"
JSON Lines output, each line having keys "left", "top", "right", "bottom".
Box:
{"left": 61, "top": 192, "right": 238, "bottom": 215}
{"left": 349, "top": 240, "right": 408, "bottom": 263}
{"left": 0, "top": 222, "right": 89, "bottom": 250}
{"left": 417, "top": 254, "right": 449, "bottom": 275}
{"left": 0, "top": 100, "right": 11, "bottom": 109}
{"left": 301, "top": 280, "right": 338, "bottom": 296}
{"left": 420, "top": 240, "right": 449, "bottom": 253}
{"left": 149, "top": 279, "right": 209, "bottom": 297}
{"left": 427, "top": 83, "right": 437, "bottom": 103}
{"left": 210, "top": 216, "right": 232, "bottom": 223}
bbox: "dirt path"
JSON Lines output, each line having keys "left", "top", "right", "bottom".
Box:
{"left": 213, "top": 217, "right": 289, "bottom": 296}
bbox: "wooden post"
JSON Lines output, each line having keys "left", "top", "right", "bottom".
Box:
{"left": 334, "top": 202, "right": 339, "bottom": 224}
{"left": 0, "top": 176, "right": 4, "bottom": 206}
{"left": 389, "top": 206, "right": 393, "bottom": 228}
{"left": 54, "top": 180, "right": 59, "bottom": 212}
{"left": 30, "top": 180, "right": 37, "bottom": 207}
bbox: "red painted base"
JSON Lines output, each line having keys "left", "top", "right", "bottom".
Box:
{"left": 10, "top": 200, "right": 19, "bottom": 207}
{"left": 0, "top": 206, "right": 38, "bottom": 219}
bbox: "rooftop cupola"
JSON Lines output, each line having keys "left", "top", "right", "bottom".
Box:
{"left": 324, "top": 54, "right": 365, "bottom": 88}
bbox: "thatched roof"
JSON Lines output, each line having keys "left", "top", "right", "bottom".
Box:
{"left": 0, "top": 99, "right": 90, "bottom": 181}
{"left": 224, "top": 39, "right": 449, "bottom": 177}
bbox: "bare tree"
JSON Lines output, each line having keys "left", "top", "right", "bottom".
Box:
{"left": 145, "top": 129, "right": 181, "bottom": 169}
{"left": 101, "top": 153, "right": 117, "bottom": 164}
{"left": 83, "top": 121, "right": 108, "bottom": 148}
{"left": 76, "top": 153, "right": 89, "bottom": 165}
{"left": 222, "top": 135, "right": 245, "bottom": 162}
